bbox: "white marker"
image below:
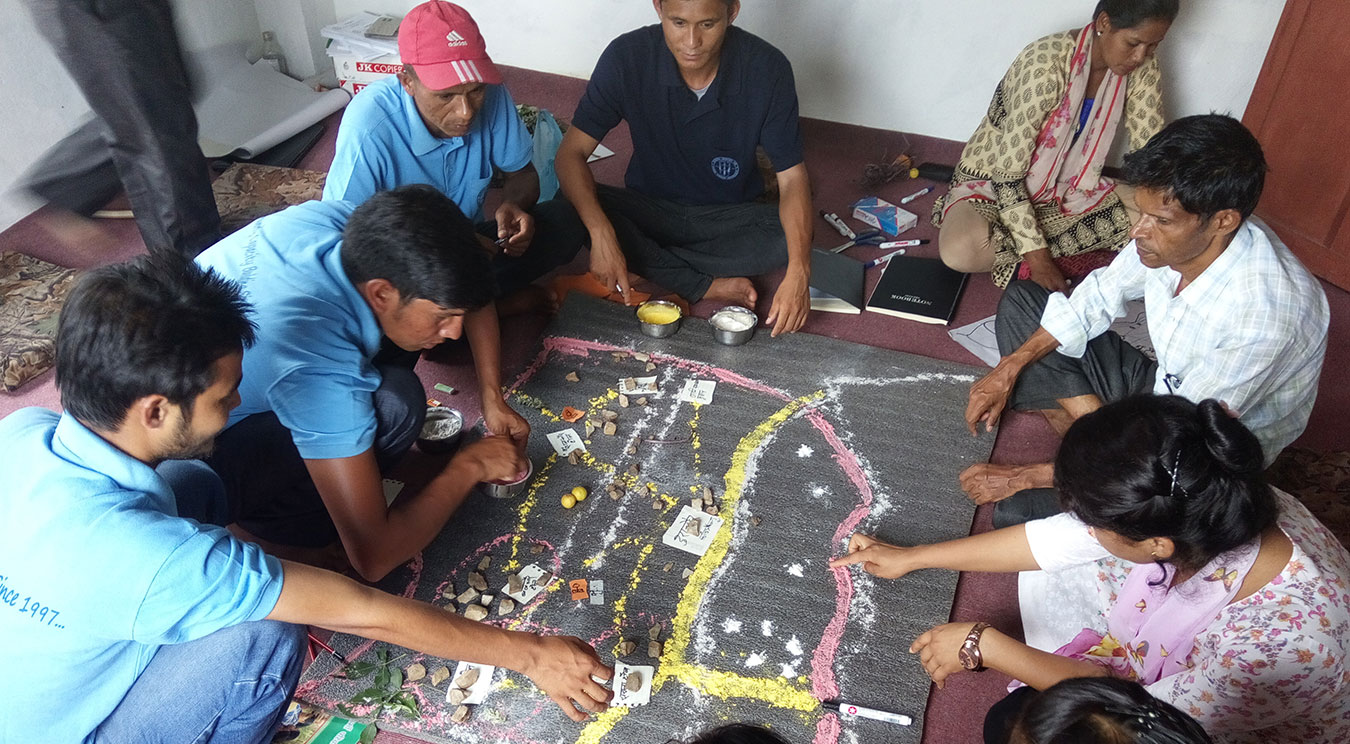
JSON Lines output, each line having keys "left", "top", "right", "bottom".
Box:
{"left": 878, "top": 239, "right": 928, "bottom": 249}
{"left": 899, "top": 185, "right": 934, "bottom": 204}
{"left": 822, "top": 701, "right": 912, "bottom": 727}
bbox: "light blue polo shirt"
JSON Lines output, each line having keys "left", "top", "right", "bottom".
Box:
{"left": 0, "top": 408, "right": 284, "bottom": 743}
{"left": 323, "top": 75, "right": 533, "bottom": 222}
{"left": 196, "top": 200, "right": 385, "bottom": 460}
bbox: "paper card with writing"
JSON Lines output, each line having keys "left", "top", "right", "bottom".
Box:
{"left": 448, "top": 661, "right": 495, "bottom": 705}
{"left": 611, "top": 663, "right": 654, "bottom": 707}
{"left": 588, "top": 579, "right": 605, "bottom": 605}
{"left": 568, "top": 579, "right": 589, "bottom": 600}
{"left": 503, "top": 563, "right": 555, "bottom": 604}
{"left": 678, "top": 379, "right": 716, "bottom": 405}
{"left": 546, "top": 429, "right": 586, "bottom": 457}
{"left": 617, "top": 376, "right": 660, "bottom": 396}
{"left": 661, "top": 505, "right": 724, "bottom": 557}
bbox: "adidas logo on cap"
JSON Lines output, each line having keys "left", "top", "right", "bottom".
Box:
{"left": 446, "top": 30, "right": 468, "bottom": 47}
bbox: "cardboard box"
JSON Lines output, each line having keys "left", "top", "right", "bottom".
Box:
{"left": 852, "top": 197, "right": 918, "bottom": 236}
{"left": 330, "top": 52, "right": 403, "bottom": 86}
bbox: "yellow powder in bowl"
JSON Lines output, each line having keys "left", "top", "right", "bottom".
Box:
{"left": 637, "top": 303, "right": 681, "bottom": 325}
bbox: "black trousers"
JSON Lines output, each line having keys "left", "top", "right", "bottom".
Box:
{"left": 596, "top": 184, "right": 788, "bottom": 301}
{"left": 23, "top": 0, "right": 221, "bottom": 258}
{"left": 477, "top": 198, "right": 586, "bottom": 296}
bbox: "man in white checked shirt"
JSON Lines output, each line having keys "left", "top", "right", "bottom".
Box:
{"left": 961, "top": 114, "right": 1328, "bottom": 527}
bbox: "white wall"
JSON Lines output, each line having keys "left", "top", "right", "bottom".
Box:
{"left": 0, "top": 0, "right": 263, "bottom": 232}
{"left": 335, "top": 0, "right": 1284, "bottom": 141}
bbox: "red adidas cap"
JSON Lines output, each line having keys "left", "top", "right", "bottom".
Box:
{"left": 398, "top": 1, "right": 501, "bottom": 89}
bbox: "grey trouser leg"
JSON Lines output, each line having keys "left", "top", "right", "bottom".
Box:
{"left": 23, "top": 0, "right": 221, "bottom": 258}
{"left": 478, "top": 198, "right": 586, "bottom": 296}
{"left": 595, "top": 185, "right": 788, "bottom": 301}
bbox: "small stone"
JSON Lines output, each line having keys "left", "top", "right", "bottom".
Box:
{"left": 454, "top": 667, "right": 481, "bottom": 689}
{"left": 442, "top": 585, "right": 457, "bottom": 599}
{"left": 405, "top": 662, "right": 426, "bottom": 682}
{"left": 530, "top": 544, "right": 545, "bottom": 555}
{"left": 616, "top": 640, "right": 636, "bottom": 657}
{"left": 691, "top": 498, "right": 703, "bottom": 511}
{"left": 537, "top": 571, "right": 554, "bottom": 586}
{"left": 498, "top": 598, "right": 516, "bottom": 615}
{"left": 430, "top": 665, "right": 451, "bottom": 686}
{"left": 468, "top": 572, "right": 488, "bottom": 592}
{"left": 682, "top": 568, "right": 694, "bottom": 578}
{"left": 451, "top": 704, "right": 472, "bottom": 723}
{"left": 750, "top": 515, "right": 762, "bottom": 527}
{"left": 448, "top": 687, "right": 469, "bottom": 705}
{"left": 611, "top": 351, "right": 629, "bottom": 360}
{"left": 648, "top": 641, "right": 662, "bottom": 658}
{"left": 477, "top": 556, "right": 491, "bottom": 571}
{"left": 603, "top": 421, "right": 617, "bottom": 436}
{"left": 610, "top": 489, "right": 622, "bottom": 501}
{"left": 644, "top": 381, "right": 657, "bottom": 392}
{"left": 626, "top": 671, "right": 643, "bottom": 692}
{"left": 627, "top": 463, "right": 640, "bottom": 476}
{"left": 663, "top": 562, "right": 672, "bottom": 572}
{"left": 456, "top": 587, "right": 480, "bottom": 604}
{"left": 703, "top": 485, "right": 715, "bottom": 504}
{"left": 632, "top": 352, "right": 651, "bottom": 362}
{"left": 565, "top": 371, "right": 580, "bottom": 382}
{"left": 618, "top": 394, "right": 629, "bottom": 408}
{"left": 464, "top": 604, "right": 489, "bottom": 621}
{"left": 685, "top": 517, "right": 702, "bottom": 536}
{"left": 636, "top": 397, "right": 648, "bottom": 406}
{"left": 651, "top": 500, "right": 662, "bottom": 510}
{"left": 623, "top": 376, "right": 636, "bottom": 390}
{"left": 479, "top": 593, "right": 494, "bottom": 606}
{"left": 507, "top": 573, "right": 524, "bottom": 595}
{"left": 600, "top": 409, "right": 619, "bottom": 423}
{"left": 648, "top": 624, "right": 662, "bottom": 640}
{"left": 645, "top": 362, "right": 657, "bottom": 372}
{"left": 705, "top": 505, "right": 718, "bottom": 516}
{"left": 626, "top": 442, "right": 638, "bottom": 456}
{"left": 568, "top": 450, "right": 580, "bottom": 465}
{"left": 584, "top": 421, "right": 596, "bottom": 438}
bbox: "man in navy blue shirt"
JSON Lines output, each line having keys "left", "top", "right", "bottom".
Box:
{"left": 556, "top": 0, "right": 813, "bottom": 336}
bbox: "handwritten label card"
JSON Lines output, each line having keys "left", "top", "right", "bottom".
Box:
{"left": 678, "top": 379, "right": 716, "bottom": 405}
{"left": 588, "top": 579, "right": 605, "bottom": 605}
{"left": 546, "top": 429, "right": 586, "bottom": 457}
{"left": 448, "top": 661, "right": 495, "bottom": 704}
{"left": 504, "top": 563, "right": 555, "bottom": 604}
{"left": 661, "top": 505, "right": 724, "bottom": 557}
{"left": 611, "top": 663, "right": 654, "bottom": 707}
{"left": 568, "top": 579, "right": 589, "bottom": 600}
{"left": 618, "top": 376, "right": 660, "bottom": 396}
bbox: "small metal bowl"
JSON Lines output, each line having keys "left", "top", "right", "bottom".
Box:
{"left": 710, "top": 306, "right": 758, "bottom": 346}
{"left": 480, "top": 458, "right": 534, "bottom": 499}
{"left": 636, "top": 300, "right": 683, "bottom": 338}
{"left": 417, "top": 407, "right": 463, "bottom": 454}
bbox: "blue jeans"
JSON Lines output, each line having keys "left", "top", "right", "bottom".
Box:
{"left": 90, "top": 460, "right": 307, "bottom": 743}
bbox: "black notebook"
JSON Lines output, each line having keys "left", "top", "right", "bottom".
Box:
{"left": 865, "top": 256, "right": 967, "bottom": 325}
{"left": 808, "top": 249, "right": 865, "bottom": 314}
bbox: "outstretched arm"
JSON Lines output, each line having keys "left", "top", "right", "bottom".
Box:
{"left": 267, "top": 560, "right": 612, "bottom": 720}
{"left": 766, "top": 163, "right": 812, "bottom": 336}
{"left": 556, "top": 126, "right": 631, "bottom": 303}
{"left": 828, "top": 525, "right": 1041, "bottom": 579}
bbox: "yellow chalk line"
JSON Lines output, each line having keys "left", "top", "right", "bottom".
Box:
{"left": 576, "top": 392, "right": 825, "bottom": 744}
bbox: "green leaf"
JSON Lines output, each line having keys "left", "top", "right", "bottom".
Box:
{"left": 342, "top": 661, "right": 378, "bottom": 680}
{"left": 351, "top": 686, "right": 387, "bottom": 705}
{"left": 336, "top": 703, "right": 361, "bottom": 719}
{"left": 357, "top": 723, "right": 379, "bottom": 744}
{"left": 392, "top": 691, "right": 422, "bottom": 718}
{"left": 373, "top": 667, "right": 391, "bottom": 690}
{"left": 387, "top": 667, "right": 403, "bottom": 690}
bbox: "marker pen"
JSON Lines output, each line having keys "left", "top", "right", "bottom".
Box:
{"left": 878, "top": 239, "right": 929, "bottom": 249}
{"left": 819, "top": 210, "right": 856, "bottom": 239}
{"left": 864, "top": 249, "right": 905, "bottom": 268}
{"left": 822, "top": 701, "right": 912, "bottom": 727}
{"left": 899, "top": 186, "right": 934, "bottom": 204}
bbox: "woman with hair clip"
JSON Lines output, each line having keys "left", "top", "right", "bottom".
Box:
{"left": 1011, "top": 677, "right": 1211, "bottom": 744}
{"left": 934, "top": 0, "right": 1177, "bottom": 290}
{"left": 831, "top": 396, "right": 1350, "bottom": 743}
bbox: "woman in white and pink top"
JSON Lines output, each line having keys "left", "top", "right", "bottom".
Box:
{"left": 832, "top": 395, "right": 1350, "bottom": 744}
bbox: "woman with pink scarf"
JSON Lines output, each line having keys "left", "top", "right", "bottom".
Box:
{"left": 934, "top": 0, "right": 1176, "bottom": 291}
{"left": 831, "top": 396, "right": 1350, "bottom": 743}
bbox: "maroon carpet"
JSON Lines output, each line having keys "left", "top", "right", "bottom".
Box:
{"left": 2, "top": 64, "right": 1346, "bottom": 744}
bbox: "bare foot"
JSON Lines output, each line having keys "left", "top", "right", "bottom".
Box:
{"left": 703, "top": 277, "right": 757, "bottom": 307}
{"left": 958, "top": 462, "right": 1055, "bottom": 505}
{"left": 496, "top": 285, "right": 559, "bottom": 317}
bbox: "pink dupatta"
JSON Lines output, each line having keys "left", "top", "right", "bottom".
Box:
{"left": 946, "top": 25, "right": 1125, "bottom": 219}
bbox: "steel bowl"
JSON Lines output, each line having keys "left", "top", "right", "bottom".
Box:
{"left": 479, "top": 458, "right": 534, "bottom": 499}
{"left": 710, "top": 306, "right": 758, "bottom": 346}
{"left": 417, "top": 406, "right": 464, "bottom": 454}
{"left": 636, "top": 300, "right": 683, "bottom": 338}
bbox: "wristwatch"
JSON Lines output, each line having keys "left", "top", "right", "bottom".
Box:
{"left": 958, "top": 622, "right": 992, "bottom": 672}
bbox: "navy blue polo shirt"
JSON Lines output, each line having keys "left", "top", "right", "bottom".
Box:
{"left": 571, "top": 25, "right": 803, "bottom": 206}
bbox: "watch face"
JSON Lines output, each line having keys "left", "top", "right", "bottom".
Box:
{"left": 958, "top": 645, "right": 977, "bottom": 671}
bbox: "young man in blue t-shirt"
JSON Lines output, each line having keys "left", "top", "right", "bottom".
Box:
{"left": 198, "top": 186, "right": 536, "bottom": 583}
{"left": 556, "top": 0, "right": 814, "bottom": 337}
{"left": 325, "top": 0, "right": 584, "bottom": 316}
{"left": 0, "top": 256, "right": 610, "bottom": 743}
